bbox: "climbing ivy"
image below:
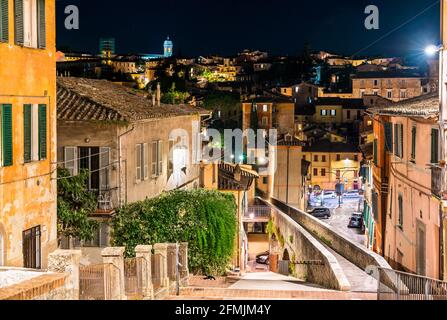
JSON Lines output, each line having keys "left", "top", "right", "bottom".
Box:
{"left": 112, "top": 189, "right": 237, "bottom": 275}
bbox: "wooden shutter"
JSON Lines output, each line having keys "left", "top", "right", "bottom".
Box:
{"left": 100, "top": 147, "right": 110, "bottom": 190}
{"left": 2, "top": 104, "right": 13, "bottom": 166}
{"left": 37, "top": 0, "right": 45, "bottom": 48}
{"left": 373, "top": 139, "right": 378, "bottom": 165}
{"left": 23, "top": 104, "right": 31, "bottom": 162}
{"left": 411, "top": 126, "right": 416, "bottom": 161}
{"left": 399, "top": 124, "right": 403, "bottom": 158}
{"left": 64, "top": 146, "right": 77, "bottom": 176}
{"left": 168, "top": 140, "right": 174, "bottom": 178}
{"left": 393, "top": 123, "right": 399, "bottom": 157}
{"left": 384, "top": 122, "right": 393, "bottom": 153}
{"left": 157, "top": 140, "right": 163, "bottom": 176}
{"left": 14, "top": 0, "right": 23, "bottom": 45}
{"left": 135, "top": 144, "right": 141, "bottom": 181}
{"left": 143, "top": 143, "right": 148, "bottom": 180}
{"left": 0, "top": 0, "right": 9, "bottom": 42}
{"left": 151, "top": 141, "right": 157, "bottom": 176}
{"left": 38, "top": 104, "right": 46, "bottom": 160}
{"left": 431, "top": 128, "right": 439, "bottom": 164}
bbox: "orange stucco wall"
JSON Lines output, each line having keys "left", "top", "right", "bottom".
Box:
{"left": 0, "top": 0, "right": 57, "bottom": 268}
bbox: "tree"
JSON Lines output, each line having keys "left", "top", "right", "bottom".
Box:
{"left": 57, "top": 168, "right": 99, "bottom": 248}
{"left": 112, "top": 189, "right": 237, "bottom": 275}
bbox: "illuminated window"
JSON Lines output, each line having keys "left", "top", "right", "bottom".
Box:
{"left": 330, "top": 110, "right": 336, "bottom": 116}
{"left": 387, "top": 90, "right": 392, "bottom": 99}
{"left": 263, "top": 104, "right": 268, "bottom": 112}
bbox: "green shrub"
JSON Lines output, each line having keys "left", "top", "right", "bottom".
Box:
{"left": 112, "top": 189, "right": 237, "bottom": 275}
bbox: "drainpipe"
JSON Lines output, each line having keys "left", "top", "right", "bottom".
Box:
{"left": 118, "top": 125, "right": 135, "bottom": 206}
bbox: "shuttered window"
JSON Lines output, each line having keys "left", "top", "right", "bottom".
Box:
{"left": 2, "top": 104, "right": 13, "bottom": 166}
{"left": 135, "top": 144, "right": 142, "bottom": 182}
{"left": 99, "top": 147, "right": 110, "bottom": 190}
{"left": 373, "top": 139, "right": 378, "bottom": 165}
{"left": 14, "top": 0, "right": 23, "bottom": 45}
{"left": 38, "top": 104, "right": 46, "bottom": 160}
{"left": 64, "top": 146, "right": 77, "bottom": 176}
{"left": 157, "top": 140, "right": 163, "bottom": 176}
{"left": 37, "top": 0, "right": 44, "bottom": 48}
{"left": 393, "top": 123, "right": 403, "bottom": 158}
{"left": 411, "top": 126, "right": 416, "bottom": 162}
{"left": 143, "top": 143, "right": 148, "bottom": 180}
{"left": 372, "top": 191, "right": 378, "bottom": 222}
{"left": 384, "top": 122, "right": 393, "bottom": 153}
{"left": 431, "top": 128, "right": 439, "bottom": 164}
{"left": 23, "top": 104, "right": 31, "bottom": 162}
{"left": 0, "top": 0, "right": 9, "bottom": 42}
{"left": 398, "top": 194, "right": 403, "bottom": 229}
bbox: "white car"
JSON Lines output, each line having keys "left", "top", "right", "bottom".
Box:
{"left": 343, "top": 190, "right": 360, "bottom": 198}
{"left": 322, "top": 191, "right": 337, "bottom": 199}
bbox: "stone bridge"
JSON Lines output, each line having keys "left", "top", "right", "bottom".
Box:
{"left": 260, "top": 197, "right": 393, "bottom": 292}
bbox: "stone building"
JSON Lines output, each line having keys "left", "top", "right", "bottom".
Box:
{"left": 352, "top": 71, "right": 430, "bottom": 102}
{"left": 57, "top": 77, "right": 210, "bottom": 248}
{"left": 368, "top": 93, "right": 442, "bottom": 278}
{"left": 0, "top": 0, "right": 57, "bottom": 269}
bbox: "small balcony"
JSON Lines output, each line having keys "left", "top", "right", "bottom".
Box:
{"left": 431, "top": 166, "right": 443, "bottom": 198}
{"left": 243, "top": 206, "right": 271, "bottom": 222}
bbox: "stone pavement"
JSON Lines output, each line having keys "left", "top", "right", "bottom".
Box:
{"left": 167, "top": 287, "right": 377, "bottom": 300}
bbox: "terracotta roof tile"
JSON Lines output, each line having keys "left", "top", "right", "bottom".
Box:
{"left": 368, "top": 92, "right": 438, "bottom": 118}
{"left": 57, "top": 77, "right": 209, "bottom": 122}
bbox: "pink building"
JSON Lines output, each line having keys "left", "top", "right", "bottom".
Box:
{"left": 369, "top": 93, "right": 442, "bottom": 278}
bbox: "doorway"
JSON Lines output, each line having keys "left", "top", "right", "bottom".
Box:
{"left": 23, "top": 226, "right": 41, "bottom": 269}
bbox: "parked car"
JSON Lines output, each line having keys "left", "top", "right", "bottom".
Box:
{"left": 308, "top": 207, "right": 331, "bottom": 219}
{"left": 322, "top": 191, "right": 337, "bottom": 199}
{"left": 343, "top": 190, "right": 360, "bottom": 198}
{"left": 256, "top": 251, "right": 269, "bottom": 265}
{"left": 348, "top": 214, "right": 363, "bottom": 228}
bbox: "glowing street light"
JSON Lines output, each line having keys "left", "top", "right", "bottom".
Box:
{"left": 425, "top": 44, "right": 442, "bottom": 56}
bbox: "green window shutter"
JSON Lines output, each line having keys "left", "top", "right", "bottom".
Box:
{"left": 384, "top": 122, "right": 393, "bottom": 153}
{"left": 0, "top": 0, "right": 9, "bottom": 43}
{"left": 373, "top": 139, "right": 378, "bottom": 165}
{"left": 2, "top": 104, "right": 13, "bottom": 166}
{"left": 23, "top": 104, "right": 31, "bottom": 162}
{"left": 13, "top": 0, "right": 23, "bottom": 45}
{"left": 38, "top": 104, "right": 47, "bottom": 160}
{"left": 37, "top": 0, "right": 45, "bottom": 49}
{"left": 431, "top": 128, "right": 439, "bottom": 164}
{"left": 411, "top": 126, "right": 416, "bottom": 161}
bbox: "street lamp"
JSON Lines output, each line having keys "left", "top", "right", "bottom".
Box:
{"left": 425, "top": 44, "right": 443, "bottom": 56}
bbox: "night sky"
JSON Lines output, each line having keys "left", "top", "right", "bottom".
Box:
{"left": 56, "top": 0, "right": 440, "bottom": 58}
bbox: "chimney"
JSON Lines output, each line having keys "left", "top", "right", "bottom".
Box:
{"left": 156, "top": 82, "right": 161, "bottom": 106}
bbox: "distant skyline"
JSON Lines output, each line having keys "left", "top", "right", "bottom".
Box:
{"left": 57, "top": 0, "right": 440, "bottom": 59}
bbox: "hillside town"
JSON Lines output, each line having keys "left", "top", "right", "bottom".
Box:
{"left": 1, "top": 0, "right": 447, "bottom": 304}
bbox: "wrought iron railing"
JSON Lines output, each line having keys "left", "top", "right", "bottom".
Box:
{"left": 377, "top": 267, "right": 447, "bottom": 300}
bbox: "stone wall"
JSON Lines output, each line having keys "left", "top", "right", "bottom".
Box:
{"left": 270, "top": 203, "right": 351, "bottom": 291}
{"left": 268, "top": 197, "right": 392, "bottom": 272}
{"left": 0, "top": 273, "right": 67, "bottom": 300}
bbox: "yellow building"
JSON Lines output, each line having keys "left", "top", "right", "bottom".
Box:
{"left": 0, "top": 0, "right": 57, "bottom": 268}
{"left": 313, "top": 98, "right": 366, "bottom": 125}
{"left": 302, "top": 140, "right": 362, "bottom": 191}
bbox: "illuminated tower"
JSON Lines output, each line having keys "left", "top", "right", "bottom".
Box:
{"left": 163, "top": 36, "right": 173, "bottom": 57}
